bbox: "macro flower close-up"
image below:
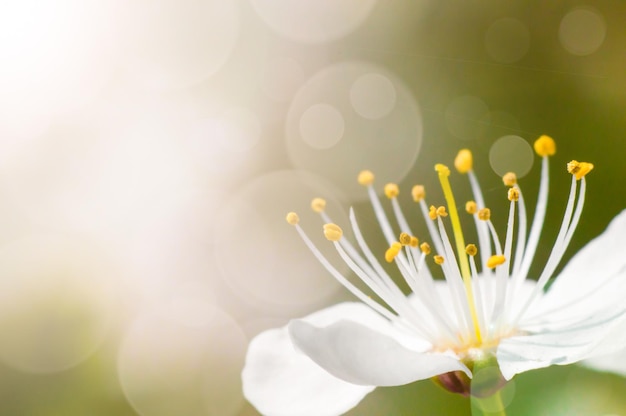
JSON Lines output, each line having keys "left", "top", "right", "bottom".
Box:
{"left": 243, "top": 135, "right": 626, "bottom": 416}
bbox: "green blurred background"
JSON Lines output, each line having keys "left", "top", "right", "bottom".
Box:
{"left": 0, "top": 0, "right": 624, "bottom": 415}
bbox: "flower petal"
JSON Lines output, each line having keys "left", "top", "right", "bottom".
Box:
{"left": 242, "top": 305, "right": 378, "bottom": 416}
{"left": 289, "top": 318, "right": 469, "bottom": 387}
{"left": 497, "top": 305, "right": 626, "bottom": 380}
{"left": 541, "top": 210, "right": 626, "bottom": 309}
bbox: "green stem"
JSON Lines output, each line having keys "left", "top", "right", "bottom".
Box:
{"left": 472, "top": 389, "right": 507, "bottom": 416}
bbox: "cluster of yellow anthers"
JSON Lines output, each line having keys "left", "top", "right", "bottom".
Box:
{"left": 285, "top": 135, "right": 593, "bottom": 348}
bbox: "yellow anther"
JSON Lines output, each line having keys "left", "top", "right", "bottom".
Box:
{"left": 487, "top": 255, "right": 506, "bottom": 269}
{"left": 358, "top": 170, "right": 375, "bottom": 186}
{"left": 508, "top": 187, "right": 520, "bottom": 202}
{"left": 502, "top": 172, "right": 517, "bottom": 186}
{"left": 286, "top": 212, "right": 299, "bottom": 225}
{"left": 465, "top": 244, "right": 478, "bottom": 257}
{"left": 434, "top": 255, "right": 445, "bottom": 265}
{"left": 323, "top": 223, "right": 343, "bottom": 242}
{"left": 454, "top": 149, "right": 473, "bottom": 174}
{"left": 384, "top": 183, "right": 400, "bottom": 199}
{"left": 465, "top": 200, "right": 477, "bottom": 214}
{"left": 412, "top": 185, "right": 425, "bottom": 202}
{"left": 429, "top": 205, "right": 437, "bottom": 220}
{"left": 311, "top": 198, "right": 326, "bottom": 213}
{"left": 436, "top": 206, "right": 448, "bottom": 217}
{"left": 435, "top": 163, "right": 451, "bottom": 177}
{"left": 420, "top": 242, "right": 431, "bottom": 255}
{"left": 385, "top": 242, "right": 402, "bottom": 263}
{"left": 409, "top": 236, "right": 419, "bottom": 248}
{"left": 534, "top": 135, "right": 556, "bottom": 157}
{"left": 399, "top": 232, "right": 412, "bottom": 246}
{"left": 567, "top": 160, "right": 594, "bottom": 180}
{"left": 478, "top": 208, "right": 491, "bottom": 221}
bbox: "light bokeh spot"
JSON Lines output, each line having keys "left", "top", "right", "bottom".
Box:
{"left": 445, "top": 95, "right": 490, "bottom": 141}
{"left": 300, "top": 104, "right": 345, "bottom": 150}
{"left": 261, "top": 57, "right": 307, "bottom": 102}
{"left": 485, "top": 18, "right": 530, "bottom": 64}
{"left": 250, "top": 0, "right": 377, "bottom": 44}
{"left": 219, "top": 107, "right": 262, "bottom": 153}
{"left": 118, "top": 305, "right": 246, "bottom": 416}
{"left": 286, "top": 61, "right": 423, "bottom": 200}
{"left": 559, "top": 8, "right": 606, "bottom": 56}
{"left": 122, "top": 0, "right": 239, "bottom": 91}
{"left": 350, "top": 73, "right": 397, "bottom": 120}
{"left": 489, "top": 135, "right": 534, "bottom": 178}
{"left": 214, "top": 170, "right": 348, "bottom": 315}
{"left": 0, "top": 235, "right": 114, "bottom": 373}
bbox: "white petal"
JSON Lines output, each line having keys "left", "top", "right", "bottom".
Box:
{"left": 242, "top": 305, "right": 378, "bottom": 416}
{"left": 497, "top": 305, "right": 626, "bottom": 380}
{"left": 581, "top": 347, "right": 626, "bottom": 377}
{"left": 289, "top": 318, "right": 469, "bottom": 387}
{"left": 542, "top": 210, "right": 626, "bottom": 308}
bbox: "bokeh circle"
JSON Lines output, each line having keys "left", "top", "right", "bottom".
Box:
{"left": 489, "top": 135, "right": 534, "bottom": 178}
{"left": 286, "top": 61, "right": 423, "bottom": 200}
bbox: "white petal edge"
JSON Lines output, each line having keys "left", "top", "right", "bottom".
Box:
{"left": 540, "top": 209, "right": 626, "bottom": 309}
{"left": 497, "top": 305, "right": 626, "bottom": 380}
{"left": 289, "top": 318, "right": 469, "bottom": 387}
{"left": 242, "top": 305, "right": 378, "bottom": 416}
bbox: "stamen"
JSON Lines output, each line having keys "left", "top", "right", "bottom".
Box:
{"left": 478, "top": 208, "right": 491, "bottom": 221}
{"left": 358, "top": 170, "right": 375, "bottom": 186}
{"left": 412, "top": 185, "right": 425, "bottom": 202}
{"left": 399, "top": 232, "right": 412, "bottom": 246}
{"left": 429, "top": 205, "right": 437, "bottom": 220}
{"left": 487, "top": 255, "right": 506, "bottom": 269}
{"left": 385, "top": 242, "right": 402, "bottom": 263}
{"left": 286, "top": 212, "right": 299, "bottom": 225}
{"left": 454, "top": 149, "right": 473, "bottom": 174}
{"left": 420, "top": 242, "right": 432, "bottom": 255}
{"left": 567, "top": 160, "right": 594, "bottom": 180}
{"left": 323, "top": 223, "right": 343, "bottom": 241}
{"left": 466, "top": 201, "right": 477, "bottom": 214}
{"left": 436, "top": 206, "right": 448, "bottom": 217}
{"left": 435, "top": 163, "right": 482, "bottom": 342}
{"left": 410, "top": 236, "right": 419, "bottom": 247}
{"left": 534, "top": 135, "right": 556, "bottom": 157}
{"left": 384, "top": 183, "right": 400, "bottom": 199}
{"left": 465, "top": 244, "right": 478, "bottom": 257}
{"left": 507, "top": 188, "right": 520, "bottom": 202}
{"left": 502, "top": 172, "right": 517, "bottom": 187}
{"left": 434, "top": 255, "right": 444, "bottom": 265}
{"left": 311, "top": 198, "right": 326, "bottom": 213}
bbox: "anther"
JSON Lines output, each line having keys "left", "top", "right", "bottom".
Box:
{"left": 465, "top": 201, "right": 477, "bottom": 214}
{"left": 323, "top": 223, "right": 343, "bottom": 241}
{"left": 478, "top": 208, "right": 491, "bottom": 221}
{"left": 311, "top": 198, "right": 326, "bottom": 213}
{"left": 454, "top": 149, "right": 473, "bottom": 174}
{"left": 286, "top": 212, "right": 299, "bottom": 225}
{"left": 412, "top": 185, "right": 425, "bottom": 202}
{"left": 429, "top": 205, "right": 437, "bottom": 220}
{"left": 410, "top": 236, "right": 419, "bottom": 247}
{"left": 385, "top": 242, "right": 402, "bottom": 263}
{"left": 534, "top": 135, "right": 556, "bottom": 157}
{"left": 384, "top": 183, "right": 400, "bottom": 199}
{"left": 465, "top": 244, "right": 478, "bottom": 257}
{"left": 399, "top": 232, "right": 412, "bottom": 246}
{"left": 567, "top": 160, "right": 594, "bottom": 180}
{"left": 436, "top": 206, "right": 448, "bottom": 217}
{"left": 434, "top": 255, "right": 445, "bottom": 265}
{"left": 502, "top": 172, "right": 517, "bottom": 187}
{"left": 487, "top": 255, "right": 506, "bottom": 269}
{"left": 508, "top": 187, "right": 520, "bottom": 202}
{"left": 358, "top": 170, "right": 375, "bottom": 186}
{"left": 420, "top": 242, "right": 431, "bottom": 255}
{"left": 435, "top": 164, "right": 451, "bottom": 177}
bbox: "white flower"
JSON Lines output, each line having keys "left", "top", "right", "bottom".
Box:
{"left": 242, "top": 135, "right": 626, "bottom": 416}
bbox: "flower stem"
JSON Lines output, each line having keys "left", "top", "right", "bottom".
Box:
{"left": 471, "top": 389, "right": 507, "bottom": 416}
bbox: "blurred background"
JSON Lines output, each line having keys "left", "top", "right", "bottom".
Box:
{"left": 0, "top": 0, "right": 624, "bottom": 415}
